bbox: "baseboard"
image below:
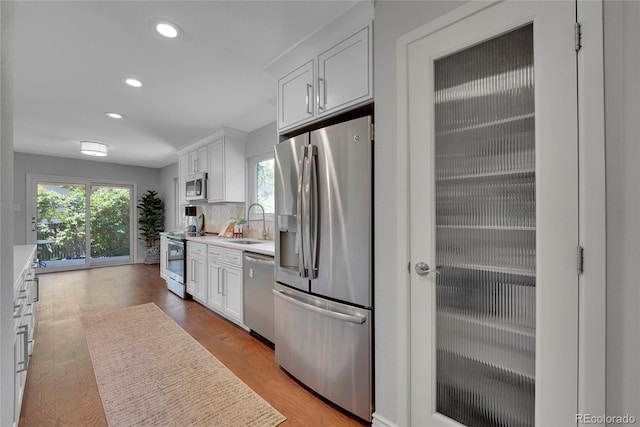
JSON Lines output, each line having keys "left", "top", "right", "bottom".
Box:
{"left": 372, "top": 412, "right": 399, "bottom": 427}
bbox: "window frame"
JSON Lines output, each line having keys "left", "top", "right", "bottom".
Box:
{"left": 247, "top": 152, "right": 275, "bottom": 221}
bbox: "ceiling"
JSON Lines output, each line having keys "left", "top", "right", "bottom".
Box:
{"left": 13, "top": 1, "right": 359, "bottom": 168}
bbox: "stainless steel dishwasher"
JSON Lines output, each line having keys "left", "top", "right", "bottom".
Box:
{"left": 243, "top": 252, "right": 275, "bottom": 343}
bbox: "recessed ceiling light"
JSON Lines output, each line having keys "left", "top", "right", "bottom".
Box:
{"left": 124, "top": 78, "right": 142, "bottom": 88}
{"left": 105, "top": 112, "right": 123, "bottom": 119}
{"left": 80, "top": 141, "right": 108, "bottom": 157}
{"left": 156, "top": 22, "right": 178, "bottom": 38}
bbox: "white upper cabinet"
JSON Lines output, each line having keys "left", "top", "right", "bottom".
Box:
{"left": 207, "top": 136, "right": 245, "bottom": 203}
{"left": 276, "top": 26, "right": 372, "bottom": 133}
{"left": 265, "top": 2, "right": 374, "bottom": 133}
{"left": 278, "top": 60, "right": 315, "bottom": 131}
{"left": 188, "top": 146, "right": 208, "bottom": 176}
{"left": 178, "top": 155, "right": 189, "bottom": 204}
{"left": 317, "top": 27, "right": 372, "bottom": 118}
{"left": 177, "top": 128, "right": 247, "bottom": 204}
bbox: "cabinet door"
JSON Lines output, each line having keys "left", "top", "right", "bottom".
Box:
{"left": 178, "top": 155, "right": 189, "bottom": 203}
{"left": 223, "top": 267, "right": 243, "bottom": 323}
{"left": 208, "top": 139, "right": 224, "bottom": 202}
{"left": 194, "top": 257, "right": 207, "bottom": 302}
{"left": 278, "top": 60, "right": 315, "bottom": 131}
{"left": 186, "top": 255, "right": 197, "bottom": 296}
{"left": 189, "top": 146, "right": 208, "bottom": 175}
{"left": 317, "top": 27, "right": 372, "bottom": 118}
{"left": 206, "top": 260, "right": 224, "bottom": 312}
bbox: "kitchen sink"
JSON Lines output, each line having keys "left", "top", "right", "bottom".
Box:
{"left": 231, "top": 240, "right": 262, "bottom": 245}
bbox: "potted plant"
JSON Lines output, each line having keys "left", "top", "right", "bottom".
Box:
{"left": 138, "top": 190, "right": 164, "bottom": 264}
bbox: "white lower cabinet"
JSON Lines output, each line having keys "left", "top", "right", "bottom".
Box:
{"left": 13, "top": 245, "right": 38, "bottom": 426}
{"left": 205, "top": 245, "right": 244, "bottom": 326}
{"left": 186, "top": 242, "right": 207, "bottom": 303}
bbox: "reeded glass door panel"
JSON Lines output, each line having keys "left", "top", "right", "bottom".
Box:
{"left": 434, "top": 24, "right": 536, "bottom": 426}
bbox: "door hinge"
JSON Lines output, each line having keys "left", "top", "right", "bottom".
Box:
{"left": 371, "top": 123, "right": 375, "bottom": 141}
{"left": 575, "top": 22, "right": 582, "bottom": 52}
{"left": 577, "top": 246, "right": 584, "bottom": 274}
{"left": 408, "top": 262, "right": 411, "bottom": 274}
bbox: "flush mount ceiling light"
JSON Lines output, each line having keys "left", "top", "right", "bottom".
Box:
{"left": 150, "top": 18, "right": 181, "bottom": 38}
{"left": 156, "top": 22, "right": 178, "bottom": 38}
{"left": 80, "top": 141, "right": 108, "bottom": 157}
{"left": 105, "top": 112, "right": 123, "bottom": 119}
{"left": 124, "top": 77, "right": 142, "bottom": 88}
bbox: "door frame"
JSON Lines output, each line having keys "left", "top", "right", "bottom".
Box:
{"left": 26, "top": 174, "right": 137, "bottom": 270}
{"left": 394, "top": 0, "right": 605, "bottom": 424}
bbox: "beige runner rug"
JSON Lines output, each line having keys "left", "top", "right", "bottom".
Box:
{"left": 81, "top": 303, "right": 286, "bottom": 427}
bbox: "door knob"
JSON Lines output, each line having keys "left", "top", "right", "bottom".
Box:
{"left": 414, "top": 262, "right": 439, "bottom": 276}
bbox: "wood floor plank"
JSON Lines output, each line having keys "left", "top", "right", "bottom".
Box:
{"left": 19, "top": 264, "right": 369, "bottom": 426}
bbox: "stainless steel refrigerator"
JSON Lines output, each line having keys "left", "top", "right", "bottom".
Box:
{"left": 273, "top": 115, "right": 373, "bottom": 421}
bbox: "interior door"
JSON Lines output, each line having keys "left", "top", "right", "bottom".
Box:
{"left": 407, "top": 1, "right": 578, "bottom": 425}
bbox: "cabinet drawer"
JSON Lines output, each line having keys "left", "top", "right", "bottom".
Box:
{"left": 223, "top": 249, "right": 243, "bottom": 267}
{"left": 187, "top": 242, "right": 207, "bottom": 257}
{"left": 208, "top": 245, "right": 224, "bottom": 261}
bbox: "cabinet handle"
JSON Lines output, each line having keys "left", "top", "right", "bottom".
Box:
{"left": 17, "top": 324, "right": 28, "bottom": 373}
{"left": 13, "top": 303, "right": 23, "bottom": 319}
{"left": 33, "top": 277, "right": 39, "bottom": 302}
{"left": 306, "top": 84, "right": 313, "bottom": 115}
{"left": 222, "top": 270, "right": 226, "bottom": 297}
{"left": 217, "top": 268, "right": 222, "bottom": 295}
{"left": 318, "top": 77, "right": 326, "bottom": 111}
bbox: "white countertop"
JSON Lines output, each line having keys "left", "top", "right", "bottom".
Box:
{"left": 184, "top": 235, "right": 274, "bottom": 257}
{"left": 14, "top": 245, "right": 36, "bottom": 284}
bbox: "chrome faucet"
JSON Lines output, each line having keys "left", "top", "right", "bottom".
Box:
{"left": 247, "top": 203, "right": 268, "bottom": 240}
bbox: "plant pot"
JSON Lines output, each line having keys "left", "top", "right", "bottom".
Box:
{"left": 144, "top": 245, "right": 160, "bottom": 265}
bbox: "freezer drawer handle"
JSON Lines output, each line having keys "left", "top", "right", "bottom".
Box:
{"left": 273, "top": 289, "right": 365, "bottom": 324}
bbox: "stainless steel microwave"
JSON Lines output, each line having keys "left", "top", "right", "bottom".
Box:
{"left": 186, "top": 173, "right": 207, "bottom": 200}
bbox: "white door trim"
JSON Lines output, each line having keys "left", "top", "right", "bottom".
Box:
{"left": 395, "top": 0, "right": 606, "bottom": 424}
{"left": 576, "top": 1, "right": 607, "bottom": 421}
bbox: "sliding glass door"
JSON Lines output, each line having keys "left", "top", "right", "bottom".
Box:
{"left": 90, "top": 184, "right": 132, "bottom": 265}
{"left": 28, "top": 175, "right": 134, "bottom": 272}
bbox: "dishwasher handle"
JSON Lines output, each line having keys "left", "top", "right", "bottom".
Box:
{"left": 273, "top": 289, "right": 365, "bottom": 324}
{"left": 244, "top": 254, "right": 275, "bottom": 266}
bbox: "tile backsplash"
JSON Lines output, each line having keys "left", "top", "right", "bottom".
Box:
{"left": 183, "top": 203, "right": 274, "bottom": 240}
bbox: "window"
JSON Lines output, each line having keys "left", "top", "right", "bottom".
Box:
{"left": 248, "top": 153, "right": 274, "bottom": 220}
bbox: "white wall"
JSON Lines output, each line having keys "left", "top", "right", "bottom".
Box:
{"left": 373, "top": 2, "right": 465, "bottom": 424}
{"left": 0, "top": 2, "right": 14, "bottom": 425}
{"left": 159, "top": 161, "right": 179, "bottom": 231}
{"left": 245, "top": 121, "right": 277, "bottom": 159}
{"left": 604, "top": 1, "right": 640, "bottom": 420}
{"left": 13, "top": 153, "right": 162, "bottom": 262}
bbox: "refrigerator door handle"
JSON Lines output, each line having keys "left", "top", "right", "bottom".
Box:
{"left": 297, "top": 145, "right": 307, "bottom": 278}
{"left": 308, "top": 145, "right": 319, "bottom": 279}
{"left": 302, "top": 145, "right": 314, "bottom": 279}
{"left": 273, "top": 289, "right": 365, "bottom": 324}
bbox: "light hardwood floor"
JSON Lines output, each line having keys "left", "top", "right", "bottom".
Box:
{"left": 19, "top": 264, "right": 369, "bottom": 426}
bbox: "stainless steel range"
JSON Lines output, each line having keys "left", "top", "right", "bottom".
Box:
{"left": 165, "top": 233, "right": 186, "bottom": 298}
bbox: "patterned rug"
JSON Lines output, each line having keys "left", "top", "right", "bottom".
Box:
{"left": 81, "top": 303, "right": 286, "bottom": 426}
